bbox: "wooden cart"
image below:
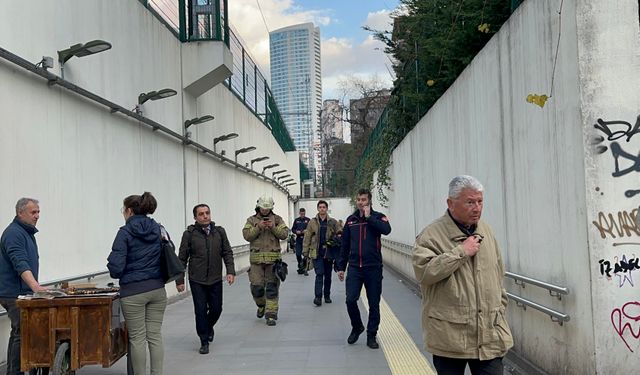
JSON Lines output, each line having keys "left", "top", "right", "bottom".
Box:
{"left": 16, "top": 293, "right": 127, "bottom": 375}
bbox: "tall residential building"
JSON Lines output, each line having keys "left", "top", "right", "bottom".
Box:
{"left": 269, "top": 23, "right": 322, "bottom": 174}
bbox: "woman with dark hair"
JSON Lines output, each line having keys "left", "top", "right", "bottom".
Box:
{"left": 107, "top": 192, "right": 167, "bottom": 374}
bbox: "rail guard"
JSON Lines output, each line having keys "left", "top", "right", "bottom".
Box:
{"left": 0, "top": 244, "right": 252, "bottom": 317}
{"left": 380, "top": 238, "right": 572, "bottom": 326}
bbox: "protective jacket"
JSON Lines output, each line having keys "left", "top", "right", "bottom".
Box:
{"left": 0, "top": 218, "right": 40, "bottom": 298}
{"left": 337, "top": 208, "right": 391, "bottom": 270}
{"left": 412, "top": 211, "right": 513, "bottom": 360}
{"left": 177, "top": 222, "right": 236, "bottom": 285}
{"left": 302, "top": 215, "right": 340, "bottom": 260}
{"left": 243, "top": 211, "right": 288, "bottom": 264}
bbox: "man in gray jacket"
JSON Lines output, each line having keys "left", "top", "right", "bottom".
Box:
{"left": 177, "top": 204, "right": 236, "bottom": 355}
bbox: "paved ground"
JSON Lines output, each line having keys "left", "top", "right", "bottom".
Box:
{"left": 3, "top": 252, "right": 526, "bottom": 374}
{"left": 74, "top": 253, "right": 432, "bottom": 374}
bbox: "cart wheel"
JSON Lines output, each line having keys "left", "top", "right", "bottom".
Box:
{"left": 52, "top": 342, "right": 75, "bottom": 375}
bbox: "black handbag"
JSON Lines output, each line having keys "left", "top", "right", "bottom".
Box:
{"left": 159, "top": 226, "right": 184, "bottom": 283}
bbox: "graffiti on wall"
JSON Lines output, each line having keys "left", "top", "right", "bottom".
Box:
{"left": 591, "top": 209, "right": 639, "bottom": 239}
{"left": 598, "top": 252, "right": 640, "bottom": 287}
{"left": 593, "top": 115, "right": 640, "bottom": 198}
{"left": 611, "top": 300, "right": 640, "bottom": 352}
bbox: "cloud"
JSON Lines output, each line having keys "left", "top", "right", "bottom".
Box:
{"left": 229, "top": 2, "right": 396, "bottom": 100}
{"left": 229, "top": 0, "right": 332, "bottom": 73}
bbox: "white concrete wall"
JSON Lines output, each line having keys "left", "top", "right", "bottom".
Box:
{"left": 0, "top": 0, "right": 297, "bottom": 365}
{"left": 574, "top": 0, "right": 640, "bottom": 371}
{"left": 370, "top": 0, "right": 640, "bottom": 372}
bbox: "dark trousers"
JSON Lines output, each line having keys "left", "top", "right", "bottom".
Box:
{"left": 432, "top": 355, "right": 503, "bottom": 375}
{"left": 0, "top": 298, "right": 21, "bottom": 375}
{"left": 295, "top": 239, "right": 304, "bottom": 268}
{"left": 189, "top": 280, "right": 223, "bottom": 345}
{"left": 314, "top": 258, "right": 333, "bottom": 298}
{"left": 345, "top": 265, "right": 383, "bottom": 337}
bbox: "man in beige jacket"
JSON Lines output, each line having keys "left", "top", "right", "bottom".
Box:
{"left": 413, "top": 175, "right": 513, "bottom": 375}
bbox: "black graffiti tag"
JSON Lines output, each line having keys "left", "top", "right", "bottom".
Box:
{"left": 594, "top": 116, "right": 640, "bottom": 142}
{"left": 599, "top": 257, "right": 640, "bottom": 278}
{"left": 610, "top": 142, "right": 640, "bottom": 177}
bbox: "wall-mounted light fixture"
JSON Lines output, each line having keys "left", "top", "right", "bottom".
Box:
{"left": 280, "top": 178, "right": 294, "bottom": 185}
{"left": 277, "top": 174, "right": 292, "bottom": 182}
{"left": 185, "top": 115, "right": 214, "bottom": 129}
{"left": 250, "top": 156, "right": 269, "bottom": 169}
{"left": 213, "top": 133, "right": 238, "bottom": 153}
{"left": 272, "top": 169, "right": 287, "bottom": 179}
{"left": 57, "top": 39, "right": 112, "bottom": 78}
{"left": 138, "top": 89, "right": 177, "bottom": 105}
{"left": 262, "top": 163, "right": 280, "bottom": 175}
{"left": 234, "top": 146, "right": 256, "bottom": 162}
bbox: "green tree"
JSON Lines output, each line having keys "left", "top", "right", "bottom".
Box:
{"left": 357, "top": 0, "right": 512, "bottom": 204}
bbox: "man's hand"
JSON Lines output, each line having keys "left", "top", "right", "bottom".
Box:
{"left": 361, "top": 205, "right": 371, "bottom": 218}
{"left": 265, "top": 219, "right": 274, "bottom": 228}
{"left": 338, "top": 271, "right": 345, "bottom": 282}
{"left": 462, "top": 235, "right": 482, "bottom": 257}
{"left": 257, "top": 220, "right": 267, "bottom": 229}
{"left": 176, "top": 283, "right": 185, "bottom": 292}
{"left": 227, "top": 274, "right": 235, "bottom": 285}
{"left": 32, "top": 284, "right": 48, "bottom": 292}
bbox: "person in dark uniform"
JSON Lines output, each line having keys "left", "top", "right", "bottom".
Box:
{"left": 291, "top": 208, "right": 310, "bottom": 275}
{"left": 337, "top": 189, "right": 392, "bottom": 350}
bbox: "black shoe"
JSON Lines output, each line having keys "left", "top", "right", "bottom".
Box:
{"left": 324, "top": 297, "right": 332, "bottom": 303}
{"left": 366, "top": 336, "right": 379, "bottom": 349}
{"left": 266, "top": 318, "right": 277, "bottom": 326}
{"left": 347, "top": 326, "right": 365, "bottom": 344}
{"left": 303, "top": 271, "right": 309, "bottom": 276}
{"left": 313, "top": 297, "right": 322, "bottom": 306}
{"left": 256, "top": 306, "right": 265, "bottom": 318}
{"left": 297, "top": 269, "right": 304, "bottom": 275}
{"left": 208, "top": 328, "right": 214, "bottom": 342}
{"left": 199, "top": 344, "right": 209, "bottom": 354}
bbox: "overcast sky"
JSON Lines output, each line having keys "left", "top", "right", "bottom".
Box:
{"left": 228, "top": 0, "right": 399, "bottom": 100}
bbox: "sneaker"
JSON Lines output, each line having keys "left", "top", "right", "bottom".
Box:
{"left": 199, "top": 344, "right": 209, "bottom": 354}
{"left": 324, "top": 297, "right": 332, "bottom": 303}
{"left": 266, "top": 318, "right": 277, "bottom": 326}
{"left": 208, "top": 328, "right": 214, "bottom": 342}
{"left": 347, "top": 326, "right": 365, "bottom": 344}
{"left": 366, "top": 336, "right": 379, "bottom": 349}
{"left": 256, "top": 306, "right": 265, "bottom": 318}
{"left": 313, "top": 297, "right": 322, "bottom": 306}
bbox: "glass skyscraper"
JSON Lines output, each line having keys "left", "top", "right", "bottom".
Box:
{"left": 269, "top": 23, "right": 322, "bottom": 172}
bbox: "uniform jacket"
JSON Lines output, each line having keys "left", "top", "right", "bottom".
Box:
{"left": 412, "top": 212, "right": 513, "bottom": 360}
{"left": 303, "top": 214, "right": 340, "bottom": 259}
{"left": 337, "top": 208, "right": 391, "bottom": 270}
{"left": 0, "top": 218, "right": 40, "bottom": 298}
{"left": 292, "top": 216, "right": 310, "bottom": 242}
{"left": 177, "top": 222, "right": 236, "bottom": 285}
{"left": 242, "top": 211, "right": 289, "bottom": 264}
{"left": 107, "top": 215, "right": 163, "bottom": 285}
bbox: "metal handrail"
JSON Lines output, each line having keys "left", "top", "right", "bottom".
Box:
{"left": 507, "top": 292, "right": 570, "bottom": 326}
{"left": 0, "top": 46, "right": 294, "bottom": 198}
{"left": 0, "top": 270, "right": 112, "bottom": 317}
{"left": 505, "top": 271, "right": 569, "bottom": 300}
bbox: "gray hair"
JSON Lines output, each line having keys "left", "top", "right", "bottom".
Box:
{"left": 448, "top": 175, "right": 484, "bottom": 198}
{"left": 15, "top": 198, "right": 39, "bottom": 214}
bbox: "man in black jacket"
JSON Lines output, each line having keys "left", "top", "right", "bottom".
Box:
{"left": 177, "top": 204, "right": 236, "bottom": 355}
{"left": 337, "top": 189, "right": 392, "bottom": 350}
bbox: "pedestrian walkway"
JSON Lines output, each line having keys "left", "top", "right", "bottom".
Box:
{"left": 76, "top": 253, "right": 436, "bottom": 374}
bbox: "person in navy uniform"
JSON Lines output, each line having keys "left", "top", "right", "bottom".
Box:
{"left": 292, "top": 208, "right": 311, "bottom": 275}
{"left": 337, "top": 188, "right": 391, "bottom": 349}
